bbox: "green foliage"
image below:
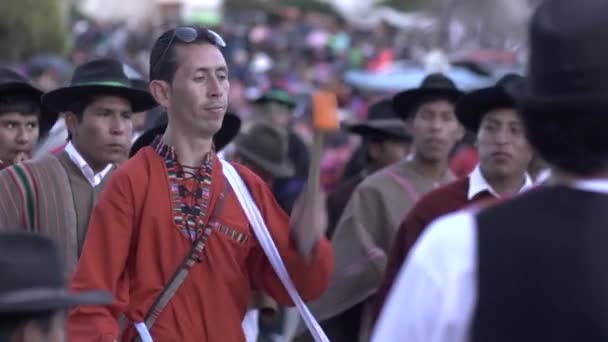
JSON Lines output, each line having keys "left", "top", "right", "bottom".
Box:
{"left": 0, "top": 0, "right": 69, "bottom": 64}
{"left": 224, "top": 0, "right": 343, "bottom": 19}
{"left": 378, "top": 0, "right": 428, "bottom": 12}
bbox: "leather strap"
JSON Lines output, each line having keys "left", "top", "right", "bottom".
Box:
{"left": 132, "top": 178, "right": 231, "bottom": 341}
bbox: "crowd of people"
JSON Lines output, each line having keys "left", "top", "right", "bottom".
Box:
{"left": 2, "top": 0, "right": 608, "bottom": 341}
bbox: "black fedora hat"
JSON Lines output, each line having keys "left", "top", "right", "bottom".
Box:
{"left": 254, "top": 88, "right": 296, "bottom": 109}
{"left": 342, "top": 99, "right": 412, "bottom": 140}
{"left": 129, "top": 111, "right": 242, "bottom": 157}
{"left": 0, "top": 68, "right": 59, "bottom": 137}
{"left": 392, "top": 73, "right": 463, "bottom": 119}
{"left": 510, "top": 0, "right": 608, "bottom": 113}
{"left": 0, "top": 232, "right": 112, "bottom": 313}
{"left": 42, "top": 58, "right": 157, "bottom": 113}
{"left": 234, "top": 123, "right": 295, "bottom": 178}
{"left": 456, "top": 73, "right": 524, "bottom": 132}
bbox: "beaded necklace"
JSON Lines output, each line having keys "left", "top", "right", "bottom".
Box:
{"left": 153, "top": 137, "right": 214, "bottom": 242}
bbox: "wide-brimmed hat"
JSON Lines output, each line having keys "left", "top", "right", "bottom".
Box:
{"left": 508, "top": 0, "right": 608, "bottom": 114}
{"left": 456, "top": 73, "right": 524, "bottom": 132}
{"left": 0, "top": 68, "right": 59, "bottom": 137}
{"left": 234, "top": 123, "right": 295, "bottom": 178}
{"left": 342, "top": 99, "right": 412, "bottom": 141}
{"left": 42, "top": 59, "right": 157, "bottom": 113}
{"left": 0, "top": 232, "right": 112, "bottom": 313}
{"left": 392, "top": 73, "right": 463, "bottom": 119}
{"left": 254, "top": 88, "right": 296, "bottom": 109}
{"left": 129, "top": 111, "right": 241, "bottom": 157}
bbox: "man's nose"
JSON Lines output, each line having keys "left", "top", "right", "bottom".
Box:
{"left": 15, "top": 127, "right": 31, "bottom": 144}
{"left": 207, "top": 76, "right": 223, "bottom": 98}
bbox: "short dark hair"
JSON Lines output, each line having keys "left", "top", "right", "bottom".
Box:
{"left": 149, "top": 26, "right": 225, "bottom": 84}
{"left": 0, "top": 92, "right": 41, "bottom": 117}
{"left": 0, "top": 310, "right": 55, "bottom": 341}
{"left": 64, "top": 96, "right": 95, "bottom": 120}
{"left": 522, "top": 109, "right": 608, "bottom": 175}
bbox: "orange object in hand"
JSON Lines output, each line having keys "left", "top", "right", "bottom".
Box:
{"left": 312, "top": 91, "right": 339, "bottom": 132}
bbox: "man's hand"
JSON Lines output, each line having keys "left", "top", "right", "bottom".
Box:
{"left": 289, "top": 188, "right": 328, "bottom": 261}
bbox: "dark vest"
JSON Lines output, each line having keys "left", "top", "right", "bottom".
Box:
{"left": 472, "top": 186, "right": 608, "bottom": 342}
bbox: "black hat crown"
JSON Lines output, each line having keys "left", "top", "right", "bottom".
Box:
{"left": 367, "top": 99, "right": 400, "bottom": 121}
{"left": 42, "top": 58, "right": 158, "bottom": 113}
{"left": 0, "top": 233, "right": 64, "bottom": 292}
{"left": 0, "top": 67, "right": 43, "bottom": 97}
{"left": 419, "top": 73, "right": 459, "bottom": 91}
{"left": 0, "top": 68, "right": 31, "bottom": 85}
{"left": 520, "top": 0, "right": 608, "bottom": 111}
{"left": 69, "top": 59, "right": 133, "bottom": 87}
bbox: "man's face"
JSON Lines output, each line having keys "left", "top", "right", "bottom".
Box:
{"left": 0, "top": 112, "right": 40, "bottom": 165}
{"left": 67, "top": 96, "right": 133, "bottom": 171}
{"left": 369, "top": 139, "right": 412, "bottom": 168}
{"left": 267, "top": 102, "right": 292, "bottom": 128}
{"left": 168, "top": 43, "right": 229, "bottom": 139}
{"left": 477, "top": 108, "right": 533, "bottom": 179}
{"left": 409, "top": 99, "right": 463, "bottom": 163}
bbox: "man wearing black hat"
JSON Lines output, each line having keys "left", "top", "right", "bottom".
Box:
{"left": 0, "top": 232, "right": 111, "bottom": 342}
{"left": 300, "top": 73, "right": 464, "bottom": 341}
{"left": 373, "top": 1, "right": 608, "bottom": 341}
{"left": 327, "top": 98, "right": 412, "bottom": 239}
{"left": 68, "top": 25, "right": 333, "bottom": 342}
{"left": 0, "top": 58, "right": 157, "bottom": 275}
{"left": 295, "top": 98, "right": 412, "bottom": 342}
{"left": 0, "top": 68, "right": 58, "bottom": 170}
{"left": 373, "top": 73, "right": 534, "bottom": 324}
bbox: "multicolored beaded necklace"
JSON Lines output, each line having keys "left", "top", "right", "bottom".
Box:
{"left": 153, "top": 137, "right": 214, "bottom": 242}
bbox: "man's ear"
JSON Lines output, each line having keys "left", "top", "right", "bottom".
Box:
{"left": 64, "top": 111, "right": 79, "bottom": 139}
{"left": 149, "top": 80, "right": 171, "bottom": 108}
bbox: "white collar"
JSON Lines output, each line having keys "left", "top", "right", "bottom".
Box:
{"left": 64, "top": 142, "right": 113, "bottom": 187}
{"left": 467, "top": 165, "right": 534, "bottom": 200}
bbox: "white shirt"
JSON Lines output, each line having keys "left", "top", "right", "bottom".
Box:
{"left": 371, "top": 179, "right": 608, "bottom": 342}
{"left": 467, "top": 165, "right": 533, "bottom": 200}
{"left": 64, "top": 142, "right": 113, "bottom": 187}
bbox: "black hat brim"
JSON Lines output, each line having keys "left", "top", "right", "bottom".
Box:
{"left": 345, "top": 122, "right": 412, "bottom": 141}
{"left": 456, "top": 87, "right": 515, "bottom": 132}
{"left": 393, "top": 88, "right": 463, "bottom": 119}
{"left": 129, "top": 112, "right": 242, "bottom": 157}
{"left": 42, "top": 85, "right": 157, "bottom": 113}
{"left": 0, "top": 289, "right": 112, "bottom": 314}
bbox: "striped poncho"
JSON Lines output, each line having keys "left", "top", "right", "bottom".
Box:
{"left": 0, "top": 151, "right": 113, "bottom": 275}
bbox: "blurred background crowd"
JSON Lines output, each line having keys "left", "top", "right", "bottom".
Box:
{"left": 0, "top": 0, "right": 537, "bottom": 193}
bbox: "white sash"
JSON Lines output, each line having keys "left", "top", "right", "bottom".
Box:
{"left": 220, "top": 160, "right": 329, "bottom": 342}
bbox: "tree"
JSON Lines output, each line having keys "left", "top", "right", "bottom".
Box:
{"left": 378, "top": 0, "right": 428, "bottom": 12}
{"left": 0, "top": 0, "right": 69, "bottom": 65}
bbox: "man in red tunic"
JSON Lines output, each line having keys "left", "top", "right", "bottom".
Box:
{"left": 373, "top": 74, "right": 535, "bottom": 319}
{"left": 67, "top": 26, "right": 334, "bottom": 342}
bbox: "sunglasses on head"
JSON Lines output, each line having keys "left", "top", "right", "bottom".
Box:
{"left": 152, "top": 26, "right": 227, "bottom": 77}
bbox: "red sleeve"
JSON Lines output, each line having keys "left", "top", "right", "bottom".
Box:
{"left": 235, "top": 164, "right": 334, "bottom": 305}
{"left": 371, "top": 204, "right": 429, "bottom": 323}
{"left": 67, "top": 167, "right": 135, "bottom": 342}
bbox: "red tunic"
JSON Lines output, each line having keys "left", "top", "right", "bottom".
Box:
{"left": 372, "top": 177, "right": 495, "bottom": 322}
{"left": 67, "top": 147, "right": 334, "bottom": 342}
